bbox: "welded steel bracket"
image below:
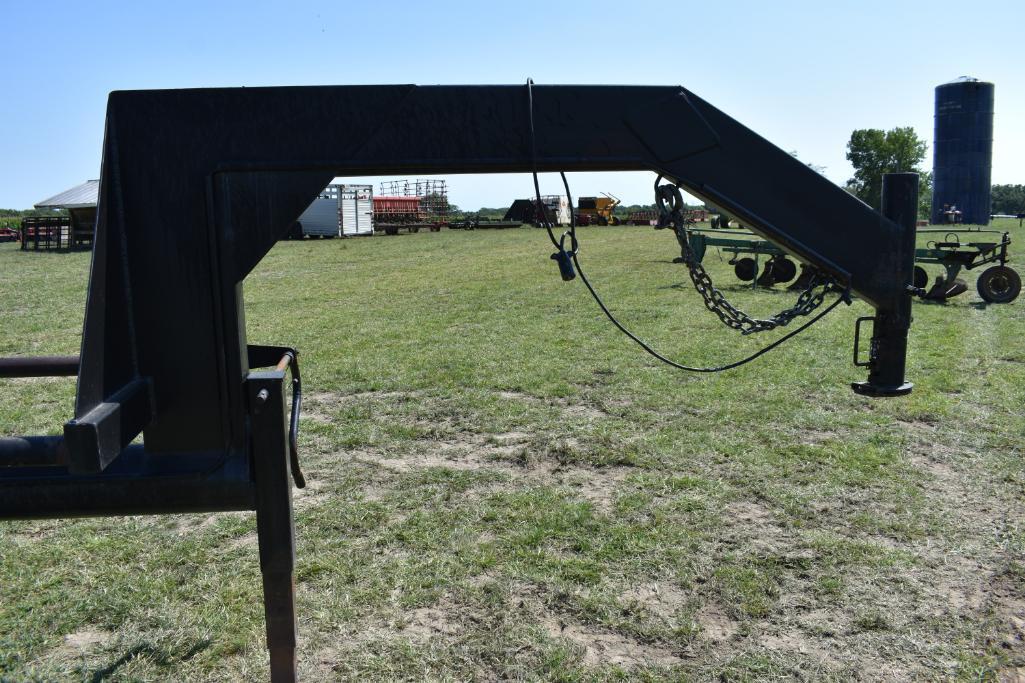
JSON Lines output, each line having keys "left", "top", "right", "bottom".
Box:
{"left": 63, "top": 377, "right": 153, "bottom": 474}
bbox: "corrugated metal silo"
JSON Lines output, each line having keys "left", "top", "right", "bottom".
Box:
{"left": 931, "top": 78, "right": 995, "bottom": 225}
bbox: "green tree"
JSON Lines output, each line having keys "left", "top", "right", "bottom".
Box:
{"left": 991, "top": 184, "right": 1025, "bottom": 214}
{"left": 845, "top": 127, "right": 931, "bottom": 217}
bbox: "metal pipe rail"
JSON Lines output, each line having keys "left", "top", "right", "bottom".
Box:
{"left": 0, "top": 355, "right": 79, "bottom": 378}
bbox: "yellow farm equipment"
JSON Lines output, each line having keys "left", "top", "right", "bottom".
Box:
{"left": 576, "top": 192, "right": 621, "bottom": 225}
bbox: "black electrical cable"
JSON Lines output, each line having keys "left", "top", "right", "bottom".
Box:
{"left": 527, "top": 79, "right": 561, "bottom": 251}
{"left": 525, "top": 79, "right": 848, "bottom": 373}
{"left": 571, "top": 247, "right": 847, "bottom": 372}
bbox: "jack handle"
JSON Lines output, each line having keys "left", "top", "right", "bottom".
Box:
{"left": 274, "top": 351, "right": 305, "bottom": 489}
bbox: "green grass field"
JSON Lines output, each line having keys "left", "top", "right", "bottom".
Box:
{"left": 2, "top": 219, "right": 1025, "bottom": 681}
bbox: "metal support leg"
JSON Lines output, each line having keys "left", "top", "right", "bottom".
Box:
{"left": 247, "top": 371, "right": 298, "bottom": 683}
{"left": 851, "top": 173, "right": 918, "bottom": 396}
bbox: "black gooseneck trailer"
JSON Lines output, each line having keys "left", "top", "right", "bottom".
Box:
{"left": 0, "top": 84, "right": 917, "bottom": 681}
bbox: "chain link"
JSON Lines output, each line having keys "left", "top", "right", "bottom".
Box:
{"left": 656, "top": 183, "right": 837, "bottom": 336}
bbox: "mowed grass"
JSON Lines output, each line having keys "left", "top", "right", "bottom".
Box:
{"left": 2, "top": 217, "right": 1025, "bottom": 681}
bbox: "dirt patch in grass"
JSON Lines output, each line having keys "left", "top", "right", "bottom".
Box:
{"left": 167, "top": 511, "right": 248, "bottom": 535}
{"left": 395, "top": 605, "right": 463, "bottom": 640}
{"left": 721, "top": 499, "right": 789, "bottom": 554}
{"left": 506, "top": 584, "right": 686, "bottom": 668}
{"left": 620, "top": 582, "right": 691, "bottom": 620}
{"left": 292, "top": 477, "right": 327, "bottom": 510}
{"left": 800, "top": 427, "right": 846, "bottom": 446}
{"left": 56, "top": 627, "right": 112, "bottom": 657}
{"left": 496, "top": 389, "right": 616, "bottom": 421}
{"left": 542, "top": 615, "right": 683, "bottom": 667}
{"left": 987, "top": 569, "right": 1025, "bottom": 669}
{"left": 345, "top": 427, "right": 632, "bottom": 514}
{"left": 228, "top": 531, "right": 259, "bottom": 550}
{"left": 756, "top": 627, "right": 841, "bottom": 668}
{"left": 694, "top": 602, "right": 739, "bottom": 642}
{"left": 2, "top": 519, "right": 61, "bottom": 540}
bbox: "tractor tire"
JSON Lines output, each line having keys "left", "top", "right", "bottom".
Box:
{"left": 734, "top": 257, "right": 757, "bottom": 281}
{"left": 771, "top": 257, "right": 797, "bottom": 283}
{"left": 385, "top": 226, "right": 399, "bottom": 236}
{"left": 977, "top": 265, "right": 1021, "bottom": 304}
{"left": 913, "top": 266, "right": 928, "bottom": 290}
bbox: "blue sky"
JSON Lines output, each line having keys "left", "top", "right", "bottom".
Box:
{"left": 2, "top": 0, "right": 1021, "bottom": 210}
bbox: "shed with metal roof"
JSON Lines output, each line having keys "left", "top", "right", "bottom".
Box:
{"left": 34, "top": 179, "right": 99, "bottom": 247}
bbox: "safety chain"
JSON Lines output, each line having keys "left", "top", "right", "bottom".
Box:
{"left": 655, "top": 183, "right": 839, "bottom": 336}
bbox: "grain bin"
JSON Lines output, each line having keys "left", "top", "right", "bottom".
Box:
{"left": 931, "top": 78, "right": 994, "bottom": 225}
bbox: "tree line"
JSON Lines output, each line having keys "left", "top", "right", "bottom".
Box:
{"left": 992, "top": 185, "right": 1025, "bottom": 215}
{"left": 0, "top": 208, "right": 67, "bottom": 218}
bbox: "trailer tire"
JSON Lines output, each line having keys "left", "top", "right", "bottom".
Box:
{"left": 977, "top": 265, "right": 1021, "bottom": 304}
{"left": 734, "top": 257, "right": 757, "bottom": 281}
{"left": 913, "top": 266, "right": 928, "bottom": 290}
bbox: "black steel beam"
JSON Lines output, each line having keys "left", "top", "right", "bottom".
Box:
{"left": 0, "top": 446, "right": 254, "bottom": 518}
{"left": 65, "top": 84, "right": 913, "bottom": 475}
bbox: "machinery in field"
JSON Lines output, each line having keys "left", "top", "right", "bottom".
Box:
{"left": 683, "top": 224, "right": 1020, "bottom": 303}
{"left": 374, "top": 179, "right": 450, "bottom": 234}
{"left": 504, "top": 195, "right": 572, "bottom": 226}
{"left": 625, "top": 207, "right": 707, "bottom": 226}
{"left": 0, "top": 221, "right": 20, "bottom": 242}
{"left": 912, "top": 228, "right": 1019, "bottom": 303}
{"left": 0, "top": 83, "right": 918, "bottom": 682}
{"left": 447, "top": 215, "right": 523, "bottom": 230}
{"left": 575, "top": 193, "right": 621, "bottom": 225}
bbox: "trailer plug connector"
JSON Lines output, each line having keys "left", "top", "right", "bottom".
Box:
{"left": 905, "top": 284, "right": 928, "bottom": 298}
{"left": 552, "top": 249, "right": 576, "bottom": 281}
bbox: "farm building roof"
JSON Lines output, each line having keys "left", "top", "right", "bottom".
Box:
{"left": 34, "top": 179, "right": 99, "bottom": 210}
